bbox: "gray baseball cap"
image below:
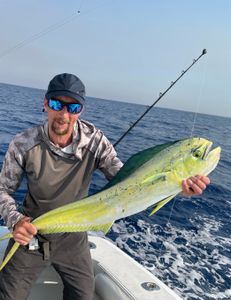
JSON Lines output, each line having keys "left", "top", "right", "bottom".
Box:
{"left": 45, "top": 73, "right": 85, "bottom": 105}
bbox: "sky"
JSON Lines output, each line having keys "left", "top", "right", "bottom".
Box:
{"left": 0, "top": 0, "right": 230, "bottom": 117}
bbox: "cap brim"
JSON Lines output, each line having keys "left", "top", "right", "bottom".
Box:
{"left": 45, "top": 90, "right": 85, "bottom": 105}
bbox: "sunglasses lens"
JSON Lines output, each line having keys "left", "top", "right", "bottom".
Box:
{"left": 48, "top": 99, "right": 82, "bottom": 114}
{"left": 48, "top": 99, "right": 63, "bottom": 111}
{"left": 67, "top": 103, "right": 82, "bottom": 114}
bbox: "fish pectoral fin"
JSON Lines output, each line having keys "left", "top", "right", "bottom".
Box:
{"left": 149, "top": 194, "right": 177, "bottom": 216}
{"left": 142, "top": 173, "right": 168, "bottom": 185}
{"left": 0, "top": 241, "right": 20, "bottom": 271}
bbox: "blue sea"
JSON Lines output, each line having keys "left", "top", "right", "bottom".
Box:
{"left": 0, "top": 82, "right": 230, "bottom": 300}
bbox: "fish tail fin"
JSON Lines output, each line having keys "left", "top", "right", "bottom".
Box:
{"left": 0, "top": 232, "right": 13, "bottom": 241}
{"left": 0, "top": 242, "right": 20, "bottom": 271}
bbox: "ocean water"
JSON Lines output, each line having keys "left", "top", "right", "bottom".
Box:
{"left": 0, "top": 82, "right": 230, "bottom": 300}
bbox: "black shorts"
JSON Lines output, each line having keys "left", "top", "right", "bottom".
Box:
{"left": 0, "top": 232, "right": 94, "bottom": 300}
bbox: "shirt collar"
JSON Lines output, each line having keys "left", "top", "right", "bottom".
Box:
{"left": 43, "top": 122, "right": 78, "bottom": 154}
{"left": 42, "top": 120, "right": 94, "bottom": 161}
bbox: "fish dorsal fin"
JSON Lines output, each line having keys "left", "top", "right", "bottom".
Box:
{"left": 105, "top": 141, "right": 178, "bottom": 189}
{"left": 149, "top": 194, "right": 177, "bottom": 216}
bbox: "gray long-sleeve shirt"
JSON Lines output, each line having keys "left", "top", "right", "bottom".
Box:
{"left": 0, "top": 119, "right": 123, "bottom": 229}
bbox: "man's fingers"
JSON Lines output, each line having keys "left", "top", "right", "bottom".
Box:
{"left": 23, "top": 222, "right": 37, "bottom": 235}
{"left": 13, "top": 216, "right": 37, "bottom": 245}
{"left": 14, "top": 226, "right": 34, "bottom": 239}
{"left": 15, "top": 216, "right": 37, "bottom": 235}
{"left": 189, "top": 182, "right": 203, "bottom": 195}
{"left": 182, "top": 175, "right": 210, "bottom": 197}
{"left": 184, "top": 177, "right": 203, "bottom": 195}
{"left": 182, "top": 179, "right": 194, "bottom": 197}
{"left": 13, "top": 226, "right": 34, "bottom": 245}
{"left": 13, "top": 233, "right": 33, "bottom": 245}
{"left": 196, "top": 175, "right": 210, "bottom": 185}
{"left": 191, "top": 177, "right": 206, "bottom": 192}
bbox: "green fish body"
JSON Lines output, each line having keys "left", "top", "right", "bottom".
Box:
{"left": 0, "top": 137, "right": 221, "bottom": 270}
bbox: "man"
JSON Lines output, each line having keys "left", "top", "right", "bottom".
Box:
{"left": 0, "top": 73, "right": 210, "bottom": 300}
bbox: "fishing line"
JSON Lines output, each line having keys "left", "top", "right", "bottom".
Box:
{"left": 188, "top": 57, "right": 208, "bottom": 221}
{"left": 154, "top": 196, "right": 179, "bottom": 259}
{"left": 0, "top": 0, "right": 111, "bottom": 60}
{"left": 185, "top": 59, "right": 209, "bottom": 253}
{"left": 190, "top": 56, "right": 208, "bottom": 137}
{"left": 78, "top": 0, "right": 86, "bottom": 12}
{"left": 0, "top": 13, "right": 80, "bottom": 60}
{"left": 158, "top": 55, "right": 208, "bottom": 259}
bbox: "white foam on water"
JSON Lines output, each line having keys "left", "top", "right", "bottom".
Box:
{"left": 110, "top": 215, "right": 231, "bottom": 300}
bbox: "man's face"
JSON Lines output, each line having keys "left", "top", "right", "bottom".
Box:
{"left": 44, "top": 96, "right": 81, "bottom": 137}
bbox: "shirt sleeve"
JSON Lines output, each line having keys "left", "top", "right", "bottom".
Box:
{"left": 0, "top": 139, "right": 25, "bottom": 229}
{"left": 97, "top": 135, "right": 123, "bottom": 181}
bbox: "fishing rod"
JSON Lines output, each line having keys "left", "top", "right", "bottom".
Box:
{"left": 113, "top": 49, "right": 207, "bottom": 148}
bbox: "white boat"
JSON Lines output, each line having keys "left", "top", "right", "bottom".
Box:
{"left": 0, "top": 226, "right": 182, "bottom": 300}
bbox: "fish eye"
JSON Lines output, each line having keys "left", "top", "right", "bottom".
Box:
{"left": 192, "top": 149, "right": 202, "bottom": 158}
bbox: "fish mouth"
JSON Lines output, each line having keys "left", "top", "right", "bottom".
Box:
{"left": 202, "top": 141, "right": 213, "bottom": 160}
{"left": 202, "top": 144, "right": 221, "bottom": 175}
{"left": 203, "top": 142, "right": 221, "bottom": 163}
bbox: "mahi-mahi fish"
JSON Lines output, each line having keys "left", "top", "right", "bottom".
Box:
{"left": 0, "top": 137, "right": 221, "bottom": 270}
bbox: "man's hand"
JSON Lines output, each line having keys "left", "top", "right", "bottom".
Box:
{"left": 182, "top": 175, "right": 210, "bottom": 197}
{"left": 13, "top": 216, "right": 37, "bottom": 245}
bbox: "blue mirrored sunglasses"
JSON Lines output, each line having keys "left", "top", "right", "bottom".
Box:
{"left": 48, "top": 99, "right": 82, "bottom": 114}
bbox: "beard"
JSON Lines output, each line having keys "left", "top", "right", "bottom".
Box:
{"left": 51, "top": 118, "right": 70, "bottom": 136}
